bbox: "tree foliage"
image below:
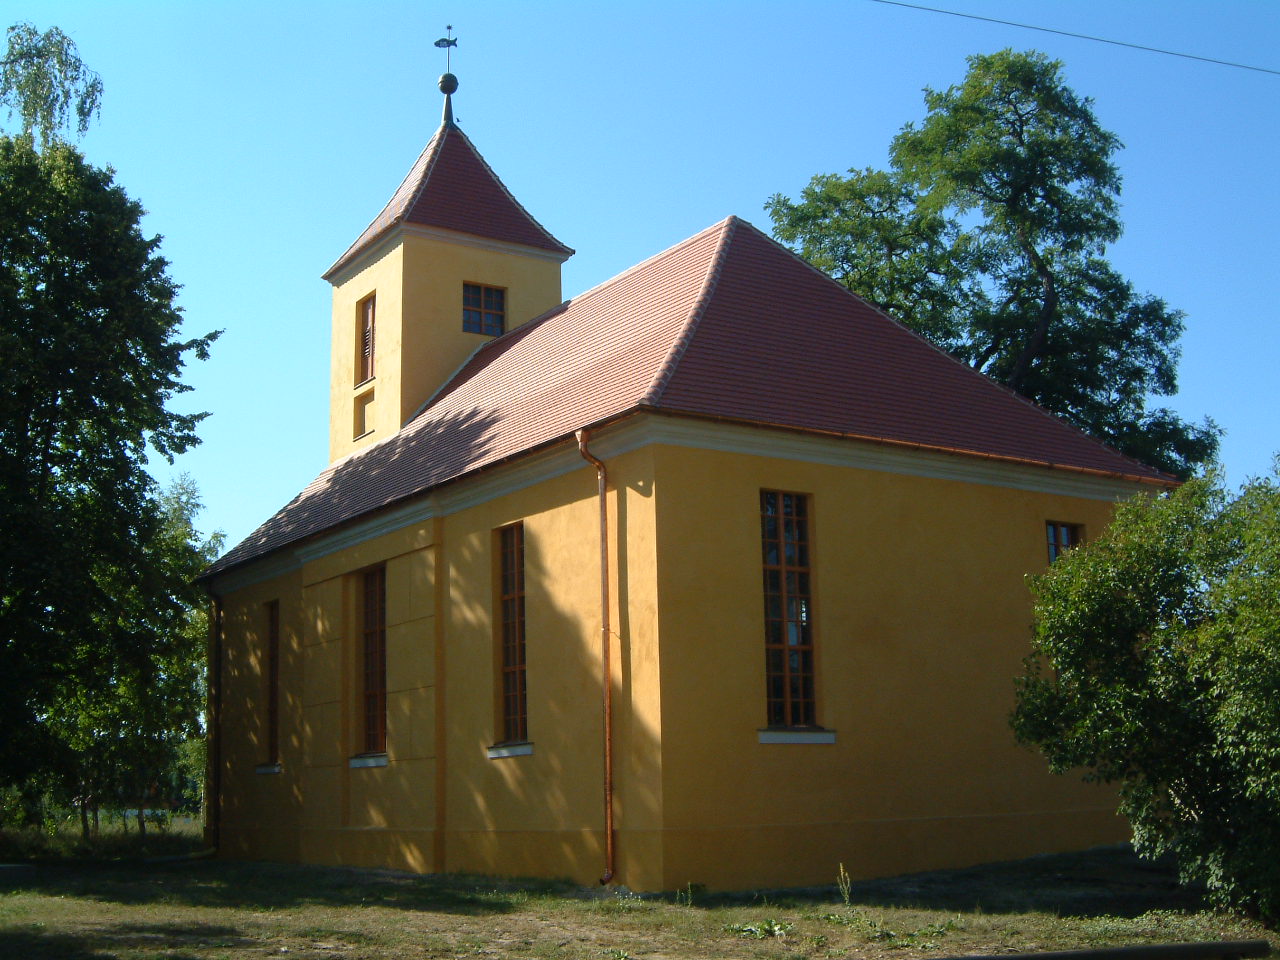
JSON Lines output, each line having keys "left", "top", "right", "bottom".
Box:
{"left": 1012, "top": 466, "right": 1280, "bottom": 920}
{"left": 1, "top": 22, "right": 102, "bottom": 144}
{"left": 43, "top": 476, "right": 222, "bottom": 837}
{"left": 768, "top": 50, "right": 1218, "bottom": 479}
{"left": 0, "top": 134, "right": 218, "bottom": 788}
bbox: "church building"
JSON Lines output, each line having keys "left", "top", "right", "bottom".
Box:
{"left": 200, "top": 72, "right": 1173, "bottom": 892}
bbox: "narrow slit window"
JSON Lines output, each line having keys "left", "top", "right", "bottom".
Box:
{"left": 498, "top": 523, "right": 527, "bottom": 743}
{"left": 761, "top": 490, "right": 816, "bottom": 728}
{"left": 357, "top": 294, "right": 375, "bottom": 384}
{"left": 266, "top": 599, "right": 280, "bottom": 765}
{"left": 463, "top": 283, "right": 505, "bottom": 336}
{"left": 361, "top": 566, "right": 387, "bottom": 754}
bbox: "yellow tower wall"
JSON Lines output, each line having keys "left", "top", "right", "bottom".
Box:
{"left": 399, "top": 232, "right": 564, "bottom": 424}
{"left": 327, "top": 230, "right": 564, "bottom": 463}
{"left": 327, "top": 244, "right": 403, "bottom": 461}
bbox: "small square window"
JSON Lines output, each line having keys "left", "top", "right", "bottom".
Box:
{"left": 463, "top": 283, "right": 505, "bottom": 336}
{"left": 353, "top": 389, "right": 374, "bottom": 439}
{"left": 1046, "top": 522, "right": 1081, "bottom": 563}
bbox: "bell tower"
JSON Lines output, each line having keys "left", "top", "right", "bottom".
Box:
{"left": 322, "top": 72, "right": 573, "bottom": 463}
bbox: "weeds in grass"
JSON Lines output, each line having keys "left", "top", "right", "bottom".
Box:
{"left": 675, "top": 881, "right": 705, "bottom": 907}
{"left": 837, "top": 861, "right": 852, "bottom": 907}
{"left": 725, "top": 918, "right": 794, "bottom": 939}
{"left": 822, "top": 909, "right": 962, "bottom": 947}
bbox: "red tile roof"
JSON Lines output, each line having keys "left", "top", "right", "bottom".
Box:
{"left": 323, "top": 122, "right": 572, "bottom": 281}
{"left": 208, "top": 216, "right": 1172, "bottom": 579}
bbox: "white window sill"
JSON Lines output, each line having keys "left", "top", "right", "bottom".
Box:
{"left": 349, "top": 753, "right": 389, "bottom": 768}
{"left": 758, "top": 729, "right": 836, "bottom": 745}
{"left": 487, "top": 742, "right": 533, "bottom": 760}
{"left": 255, "top": 762, "right": 283, "bottom": 775}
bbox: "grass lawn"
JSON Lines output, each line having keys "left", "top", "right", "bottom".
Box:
{"left": 0, "top": 845, "right": 1273, "bottom": 960}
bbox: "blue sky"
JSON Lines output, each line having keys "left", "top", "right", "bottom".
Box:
{"left": 21, "top": 0, "right": 1280, "bottom": 551}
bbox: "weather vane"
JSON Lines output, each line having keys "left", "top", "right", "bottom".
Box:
{"left": 434, "top": 25, "right": 457, "bottom": 73}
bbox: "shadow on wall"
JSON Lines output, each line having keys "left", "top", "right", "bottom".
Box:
{"left": 443, "top": 460, "right": 661, "bottom": 886}
{"left": 216, "top": 406, "right": 506, "bottom": 849}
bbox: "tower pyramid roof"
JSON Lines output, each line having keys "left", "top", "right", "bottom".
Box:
{"left": 323, "top": 118, "right": 573, "bottom": 281}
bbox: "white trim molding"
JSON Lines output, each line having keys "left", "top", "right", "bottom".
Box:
{"left": 758, "top": 729, "right": 837, "bottom": 745}
{"left": 209, "top": 409, "right": 1152, "bottom": 594}
{"left": 486, "top": 742, "right": 534, "bottom": 760}
{"left": 606, "top": 415, "right": 1151, "bottom": 503}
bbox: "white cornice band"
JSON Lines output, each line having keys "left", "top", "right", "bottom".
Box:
{"left": 211, "top": 413, "right": 1148, "bottom": 595}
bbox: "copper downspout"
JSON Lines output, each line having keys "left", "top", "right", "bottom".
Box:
{"left": 576, "top": 428, "right": 614, "bottom": 885}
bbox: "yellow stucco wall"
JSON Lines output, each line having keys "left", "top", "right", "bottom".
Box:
{"left": 216, "top": 568, "right": 304, "bottom": 862}
{"left": 647, "top": 442, "right": 1127, "bottom": 890}
{"left": 217, "top": 522, "right": 440, "bottom": 873}
{"left": 327, "top": 231, "right": 564, "bottom": 463}
{"left": 213, "top": 425, "right": 1141, "bottom": 892}
{"left": 437, "top": 445, "right": 665, "bottom": 890}
{"left": 214, "top": 442, "right": 661, "bottom": 885}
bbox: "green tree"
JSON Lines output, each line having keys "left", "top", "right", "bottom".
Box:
{"left": 1011, "top": 466, "right": 1280, "bottom": 920}
{"left": 0, "top": 134, "right": 218, "bottom": 788}
{"left": 46, "top": 476, "right": 222, "bottom": 839}
{"left": 768, "top": 50, "right": 1218, "bottom": 479}
{"left": 1, "top": 22, "right": 101, "bottom": 144}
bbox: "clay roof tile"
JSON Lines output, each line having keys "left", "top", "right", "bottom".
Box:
{"left": 323, "top": 123, "right": 572, "bottom": 281}
{"left": 208, "top": 216, "right": 1171, "bottom": 580}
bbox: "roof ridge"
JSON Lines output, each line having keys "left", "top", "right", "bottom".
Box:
{"left": 449, "top": 125, "right": 573, "bottom": 256}
{"left": 751, "top": 221, "right": 1177, "bottom": 482}
{"left": 322, "top": 126, "right": 448, "bottom": 279}
{"left": 640, "top": 216, "right": 739, "bottom": 406}
{"left": 399, "top": 123, "right": 451, "bottom": 231}
{"left": 556, "top": 219, "right": 727, "bottom": 308}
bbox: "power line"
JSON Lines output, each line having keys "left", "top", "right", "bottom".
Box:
{"left": 868, "top": 0, "right": 1280, "bottom": 77}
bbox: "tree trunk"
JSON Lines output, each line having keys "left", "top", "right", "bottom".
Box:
{"left": 79, "top": 801, "right": 90, "bottom": 844}
{"left": 137, "top": 805, "right": 146, "bottom": 839}
{"left": 1007, "top": 232, "right": 1058, "bottom": 395}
